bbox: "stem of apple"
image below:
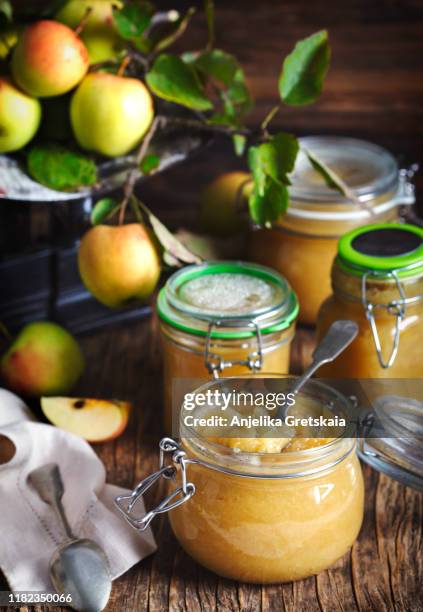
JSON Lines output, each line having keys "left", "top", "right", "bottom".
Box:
{"left": 74, "top": 7, "right": 93, "bottom": 37}
{"left": 117, "top": 56, "right": 131, "bottom": 77}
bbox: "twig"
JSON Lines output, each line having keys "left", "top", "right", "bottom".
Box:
{"left": 74, "top": 7, "right": 93, "bottom": 37}
{"left": 164, "top": 115, "right": 251, "bottom": 137}
{"left": 117, "top": 55, "right": 131, "bottom": 77}
{"left": 118, "top": 116, "right": 163, "bottom": 225}
{"left": 261, "top": 105, "right": 281, "bottom": 136}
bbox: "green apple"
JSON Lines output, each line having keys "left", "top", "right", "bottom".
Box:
{"left": 12, "top": 20, "right": 89, "bottom": 98}
{"left": 70, "top": 72, "right": 154, "bottom": 157}
{"left": 78, "top": 223, "right": 161, "bottom": 307}
{"left": 1, "top": 322, "right": 84, "bottom": 397}
{"left": 200, "top": 172, "right": 253, "bottom": 237}
{"left": 0, "top": 78, "right": 41, "bottom": 153}
{"left": 56, "top": 0, "right": 124, "bottom": 63}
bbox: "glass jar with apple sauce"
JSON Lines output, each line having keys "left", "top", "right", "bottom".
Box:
{"left": 249, "top": 137, "right": 416, "bottom": 325}
{"left": 157, "top": 262, "right": 299, "bottom": 432}
{"left": 115, "top": 377, "right": 365, "bottom": 583}
{"left": 316, "top": 223, "right": 423, "bottom": 378}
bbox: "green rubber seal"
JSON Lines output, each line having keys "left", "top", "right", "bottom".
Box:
{"left": 157, "top": 261, "right": 299, "bottom": 339}
{"left": 338, "top": 223, "right": 423, "bottom": 278}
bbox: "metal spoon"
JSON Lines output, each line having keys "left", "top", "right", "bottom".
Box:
{"left": 278, "top": 320, "right": 359, "bottom": 418}
{"left": 28, "top": 463, "right": 112, "bottom": 612}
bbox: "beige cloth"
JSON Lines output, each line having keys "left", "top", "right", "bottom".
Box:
{"left": 0, "top": 388, "right": 156, "bottom": 592}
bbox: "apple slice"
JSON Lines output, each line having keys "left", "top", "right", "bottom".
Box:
{"left": 41, "top": 397, "right": 131, "bottom": 443}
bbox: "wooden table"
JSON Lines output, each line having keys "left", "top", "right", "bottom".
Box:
{"left": 3, "top": 319, "right": 420, "bottom": 612}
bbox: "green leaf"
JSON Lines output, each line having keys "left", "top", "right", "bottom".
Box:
{"left": 90, "top": 198, "right": 120, "bottom": 226}
{"left": 249, "top": 176, "right": 289, "bottom": 227}
{"left": 140, "top": 154, "right": 160, "bottom": 175}
{"left": 27, "top": 145, "right": 97, "bottom": 191}
{"left": 112, "top": 3, "right": 152, "bottom": 40}
{"left": 304, "top": 148, "right": 362, "bottom": 205}
{"left": 146, "top": 54, "right": 213, "bottom": 111}
{"left": 248, "top": 133, "right": 299, "bottom": 196}
{"left": 204, "top": 0, "right": 215, "bottom": 49}
{"left": 150, "top": 7, "right": 196, "bottom": 53}
{"left": 0, "top": 0, "right": 12, "bottom": 23}
{"left": 137, "top": 201, "right": 202, "bottom": 265}
{"left": 233, "top": 134, "right": 246, "bottom": 156}
{"left": 193, "top": 49, "right": 239, "bottom": 85}
{"left": 188, "top": 49, "right": 253, "bottom": 125}
{"left": 279, "top": 30, "right": 330, "bottom": 106}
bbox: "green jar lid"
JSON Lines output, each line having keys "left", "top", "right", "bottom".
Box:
{"left": 157, "top": 261, "right": 299, "bottom": 339}
{"left": 337, "top": 223, "right": 423, "bottom": 278}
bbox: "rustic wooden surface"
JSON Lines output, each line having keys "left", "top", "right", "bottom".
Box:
{"left": 1, "top": 319, "right": 422, "bottom": 611}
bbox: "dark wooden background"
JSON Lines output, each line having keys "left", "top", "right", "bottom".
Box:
{"left": 139, "top": 0, "right": 423, "bottom": 222}
{"left": 3, "top": 1, "right": 423, "bottom": 611}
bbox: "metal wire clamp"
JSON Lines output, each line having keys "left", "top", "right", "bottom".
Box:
{"left": 361, "top": 270, "right": 406, "bottom": 369}
{"left": 114, "top": 438, "right": 195, "bottom": 531}
{"left": 204, "top": 319, "right": 264, "bottom": 379}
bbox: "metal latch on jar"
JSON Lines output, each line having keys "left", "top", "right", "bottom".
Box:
{"left": 361, "top": 270, "right": 405, "bottom": 369}
{"left": 204, "top": 318, "right": 263, "bottom": 379}
{"left": 114, "top": 438, "right": 195, "bottom": 531}
{"left": 361, "top": 264, "right": 423, "bottom": 369}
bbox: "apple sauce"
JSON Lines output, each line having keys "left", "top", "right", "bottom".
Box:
{"left": 157, "top": 262, "right": 299, "bottom": 432}
{"left": 249, "top": 137, "right": 415, "bottom": 324}
{"left": 168, "top": 379, "right": 364, "bottom": 583}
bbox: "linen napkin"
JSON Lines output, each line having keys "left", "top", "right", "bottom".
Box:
{"left": 0, "top": 388, "right": 156, "bottom": 593}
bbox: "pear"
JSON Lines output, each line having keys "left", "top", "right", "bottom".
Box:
{"left": 200, "top": 172, "right": 252, "bottom": 237}
{"left": 1, "top": 322, "right": 84, "bottom": 397}
{"left": 78, "top": 223, "right": 161, "bottom": 307}
{"left": 41, "top": 397, "right": 131, "bottom": 443}
{"left": 11, "top": 20, "right": 89, "bottom": 98}
{"left": 70, "top": 72, "right": 154, "bottom": 157}
{"left": 56, "top": 0, "right": 124, "bottom": 63}
{"left": 0, "top": 78, "right": 41, "bottom": 152}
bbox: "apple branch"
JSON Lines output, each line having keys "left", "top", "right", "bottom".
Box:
{"left": 118, "top": 115, "right": 163, "bottom": 225}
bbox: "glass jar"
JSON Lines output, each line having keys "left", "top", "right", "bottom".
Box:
{"left": 157, "top": 262, "right": 298, "bottom": 431}
{"left": 116, "top": 377, "right": 365, "bottom": 583}
{"left": 316, "top": 223, "right": 423, "bottom": 377}
{"left": 249, "top": 137, "right": 416, "bottom": 324}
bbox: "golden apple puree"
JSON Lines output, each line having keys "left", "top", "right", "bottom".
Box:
{"left": 169, "top": 387, "right": 364, "bottom": 583}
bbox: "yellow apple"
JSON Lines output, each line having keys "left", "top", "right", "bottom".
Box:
{"left": 41, "top": 396, "right": 131, "bottom": 443}
{"left": 70, "top": 72, "right": 154, "bottom": 157}
{"left": 56, "top": 0, "right": 124, "bottom": 63}
{"left": 0, "top": 78, "right": 41, "bottom": 152}
{"left": 78, "top": 223, "right": 161, "bottom": 307}
{"left": 11, "top": 20, "right": 89, "bottom": 98}
{"left": 200, "top": 172, "right": 253, "bottom": 237}
{"left": 1, "top": 322, "right": 84, "bottom": 397}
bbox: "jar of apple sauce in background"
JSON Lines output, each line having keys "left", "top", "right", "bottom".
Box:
{"left": 316, "top": 223, "right": 423, "bottom": 378}
{"left": 249, "top": 137, "right": 416, "bottom": 325}
{"left": 157, "top": 262, "right": 298, "bottom": 431}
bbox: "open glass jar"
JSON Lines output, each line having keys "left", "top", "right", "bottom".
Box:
{"left": 116, "top": 376, "right": 365, "bottom": 583}
{"left": 249, "top": 137, "right": 416, "bottom": 324}
{"left": 316, "top": 223, "right": 423, "bottom": 377}
{"left": 157, "top": 262, "right": 298, "bottom": 431}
